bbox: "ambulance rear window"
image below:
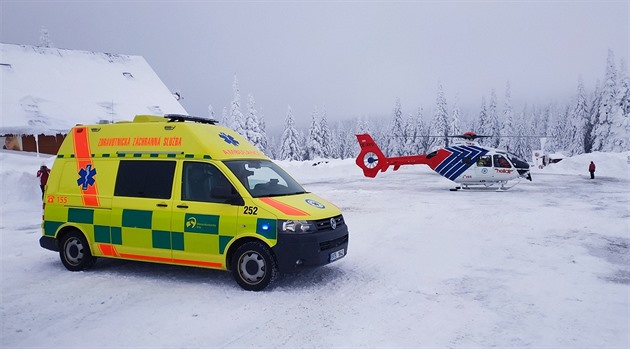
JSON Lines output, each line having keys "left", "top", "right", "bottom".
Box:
{"left": 114, "top": 160, "right": 176, "bottom": 199}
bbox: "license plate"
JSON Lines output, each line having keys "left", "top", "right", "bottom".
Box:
{"left": 329, "top": 248, "right": 345, "bottom": 262}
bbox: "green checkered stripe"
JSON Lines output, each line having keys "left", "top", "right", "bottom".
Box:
{"left": 44, "top": 208, "right": 278, "bottom": 255}
{"left": 44, "top": 207, "right": 123, "bottom": 244}
{"left": 57, "top": 153, "right": 212, "bottom": 159}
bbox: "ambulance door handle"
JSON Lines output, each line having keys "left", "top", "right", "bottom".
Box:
{"left": 156, "top": 203, "right": 168, "bottom": 208}
{"left": 176, "top": 204, "right": 189, "bottom": 209}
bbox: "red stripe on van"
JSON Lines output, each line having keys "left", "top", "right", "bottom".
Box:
{"left": 259, "top": 197, "right": 310, "bottom": 216}
{"left": 117, "top": 253, "right": 223, "bottom": 269}
{"left": 98, "top": 243, "right": 119, "bottom": 257}
{"left": 73, "top": 127, "right": 100, "bottom": 207}
{"left": 172, "top": 258, "right": 223, "bottom": 268}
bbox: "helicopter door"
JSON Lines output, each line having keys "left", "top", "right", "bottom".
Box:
{"left": 474, "top": 155, "right": 493, "bottom": 181}
{"left": 492, "top": 154, "right": 514, "bottom": 179}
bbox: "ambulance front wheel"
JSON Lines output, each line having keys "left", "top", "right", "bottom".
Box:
{"left": 232, "top": 241, "right": 278, "bottom": 291}
{"left": 60, "top": 230, "right": 96, "bottom": 271}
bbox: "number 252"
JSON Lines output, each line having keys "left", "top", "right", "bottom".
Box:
{"left": 243, "top": 206, "right": 258, "bottom": 215}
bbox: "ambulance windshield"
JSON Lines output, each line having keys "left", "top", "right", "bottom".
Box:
{"left": 224, "top": 160, "right": 307, "bottom": 198}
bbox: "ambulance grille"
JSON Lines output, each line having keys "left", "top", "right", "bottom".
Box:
{"left": 315, "top": 215, "right": 344, "bottom": 231}
{"left": 319, "top": 234, "right": 348, "bottom": 252}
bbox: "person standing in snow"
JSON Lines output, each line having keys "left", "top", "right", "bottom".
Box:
{"left": 588, "top": 161, "right": 596, "bottom": 179}
{"left": 37, "top": 164, "right": 50, "bottom": 198}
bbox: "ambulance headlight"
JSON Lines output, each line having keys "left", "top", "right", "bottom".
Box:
{"left": 280, "top": 220, "right": 316, "bottom": 233}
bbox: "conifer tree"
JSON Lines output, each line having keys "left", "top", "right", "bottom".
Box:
{"left": 306, "top": 107, "right": 322, "bottom": 160}
{"left": 245, "top": 94, "right": 266, "bottom": 153}
{"left": 267, "top": 135, "right": 278, "bottom": 159}
{"left": 570, "top": 77, "right": 589, "bottom": 155}
{"left": 207, "top": 104, "right": 215, "bottom": 120}
{"left": 279, "top": 106, "right": 302, "bottom": 161}
{"left": 415, "top": 107, "right": 433, "bottom": 153}
{"left": 230, "top": 75, "right": 246, "bottom": 136}
{"left": 619, "top": 59, "right": 630, "bottom": 118}
{"left": 39, "top": 26, "right": 53, "bottom": 48}
{"left": 499, "top": 82, "right": 515, "bottom": 151}
{"left": 477, "top": 97, "right": 490, "bottom": 145}
{"left": 488, "top": 89, "right": 501, "bottom": 147}
{"left": 543, "top": 104, "right": 559, "bottom": 152}
{"left": 432, "top": 83, "right": 449, "bottom": 147}
{"left": 512, "top": 108, "right": 531, "bottom": 160}
{"left": 319, "top": 107, "right": 333, "bottom": 158}
{"left": 258, "top": 107, "right": 269, "bottom": 156}
{"left": 387, "top": 98, "right": 405, "bottom": 156}
{"left": 591, "top": 49, "right": 618, "bottom": 151}
{"left": 221, "top": 107, "right": 232, "bottom": 128}
{"left": 553, "top": 105, "right": 571, "bottom": 151}
{"left": 585, "top": 81, "right": 601, "bottom": 153}
{"left": 339, "top": 120, "right": 357, "bottom": 159}
{"left": 403, "top": 112, "right": 417, "bottom": 155}
{"left": 610, "top": 58, "right": 629, "bottom": 151}
{"left": 357, "top": 116, "right": 372, "bottom": 135}
{"left": 450, "top": 98, "right": 462, "bottom": 136}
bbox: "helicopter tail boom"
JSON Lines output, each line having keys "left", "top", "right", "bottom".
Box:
{"left": 355, "top": 134, "right": 435, "bottom": 177}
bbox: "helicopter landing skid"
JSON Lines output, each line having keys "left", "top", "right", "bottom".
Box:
{"left": 450, "top": 180, "right": 519, "bottom": 192}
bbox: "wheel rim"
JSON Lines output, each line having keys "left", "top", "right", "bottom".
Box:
{"left": 238, "top": 251, "right": 266, "bottom": 285}
{"left": 64, "top": 238, "right": 84, "bottom": 266}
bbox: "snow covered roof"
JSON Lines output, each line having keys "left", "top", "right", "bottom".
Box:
{"left": 0, "top": 43, "right": 187, "bottom": 135}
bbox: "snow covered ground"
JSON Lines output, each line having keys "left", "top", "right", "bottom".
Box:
{"left": 1, "top": 150, "right": 628, "bottom": 348}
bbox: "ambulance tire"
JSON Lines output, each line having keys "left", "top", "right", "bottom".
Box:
{"left": 232, "top": 241, "right": 278, "bottom": 291}
{"left": 59, "top": 230, "right": 96, "bottom": 271}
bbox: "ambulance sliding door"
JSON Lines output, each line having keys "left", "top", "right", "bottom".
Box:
{"left": 110, "top": 160, "right": 175, "bottom": 261}
{"left": 171, "top": 161, "right": 240, "bottom": 269}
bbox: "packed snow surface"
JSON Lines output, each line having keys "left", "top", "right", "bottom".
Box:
{"left": 1, "top": 150, "right": 628, "bottom": 347}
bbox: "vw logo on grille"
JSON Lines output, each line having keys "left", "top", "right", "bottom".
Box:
{"left": 330, "top": 218, "right": 337, "bottom": 230}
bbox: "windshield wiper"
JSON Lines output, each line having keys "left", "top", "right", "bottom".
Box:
{"left": 260, "top": 191, "right": 307, "bottom": 198}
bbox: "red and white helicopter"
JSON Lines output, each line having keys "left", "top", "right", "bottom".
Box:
{"left": 355, "top": 132, "right": 532, "bottom": 191}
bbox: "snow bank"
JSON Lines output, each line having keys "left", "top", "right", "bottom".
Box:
{"left": 0, "top": 151, "right": 54, "bottom": 208}
{"left": 532, "top": 151, "right": 629, "bottom": 179}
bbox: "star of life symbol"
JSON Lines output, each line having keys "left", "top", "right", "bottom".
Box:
{"left": 77, "top": 164, "right": 97, "bottom": 190}
{"left": 219, "top": 132, "right": 239, "bottom": 146}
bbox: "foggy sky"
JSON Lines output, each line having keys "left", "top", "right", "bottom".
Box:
{"left": 1, "top": 1, "right": 628, "bottom": 132}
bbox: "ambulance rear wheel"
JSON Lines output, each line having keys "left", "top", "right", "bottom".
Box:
{"left": 232, "top": 241, "right": 278, "bottom": 291}
{"left": 60, "top": 230, "right": 96, "bottom": 271}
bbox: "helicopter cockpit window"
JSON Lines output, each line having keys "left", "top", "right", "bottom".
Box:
{"left": 476, "top": 155, "right": 492, "bottom": 167}
{"left": 493, "top": 154, "right": 512, "bottom": 168}
{"left": 508, "top": 154, "right": 530, "bottom": 169}
{"left": 224, "top": 159, "right": 307, "bottom": 198}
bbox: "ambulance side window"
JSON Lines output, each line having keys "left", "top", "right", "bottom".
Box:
{"left": 182, "top": 162, "right": 238, "bottom": 204}
{"left": 114, "top": 160, "right": 175, "bottom": 199}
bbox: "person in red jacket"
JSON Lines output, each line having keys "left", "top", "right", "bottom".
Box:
{"left": 37, "top": 164, "right": 50, "bottom": 198}
{"left": 588, "top": 161, "right": 596, "bottom": 179}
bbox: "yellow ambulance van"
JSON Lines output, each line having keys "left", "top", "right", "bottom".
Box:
{"left": 39, "top": 114, "right": 348, "bottom": 291}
